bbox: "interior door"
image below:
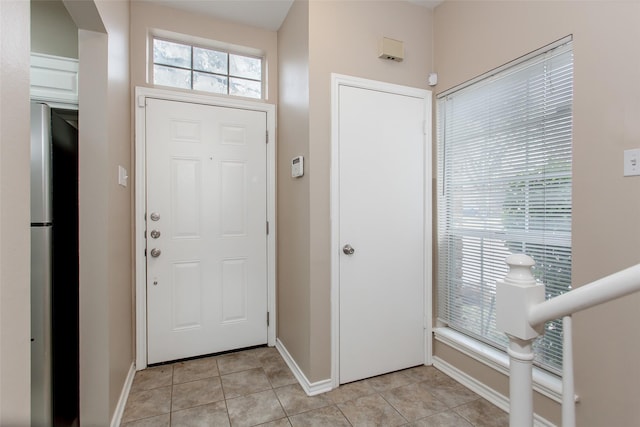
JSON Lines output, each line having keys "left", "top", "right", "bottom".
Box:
{"left": 145, "top": 98, "right": 268, "bottom": 364}
{"left": 338, "top": 84, "right": 427, "bottom": 384}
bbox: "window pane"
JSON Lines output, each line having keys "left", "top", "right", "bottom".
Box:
{"left": 193, "top": 47, "right": 227, "bottom": 74}
{"left": 229, "top": 54, "right": 261, "bottom": 80}
{"left": 229, "top": 77, "right": 261, "bottom": 99}
{"left": 193, "top": 72, "right": 227, "bottom": 94}
{"left": 153, "top": 39, "right": 191, "bottom": 69}
{"left": 154, "top": 64, "right": 191, "bottom": 89}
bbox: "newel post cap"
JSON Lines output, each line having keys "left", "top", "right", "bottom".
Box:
{"left": 505, "top": 254, "right": 536, "bottom": 286}
{"left": 496, "top": 254, "right": 544, "bottom": 340}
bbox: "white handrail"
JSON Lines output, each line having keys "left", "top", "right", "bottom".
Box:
{"left": 529, "top": 263, "right": 640, "bottom": 327}
{"left": 497, "top": 255, "right": 640, "bottom": 427}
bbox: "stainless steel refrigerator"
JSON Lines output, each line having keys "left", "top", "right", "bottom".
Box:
{"left": 31, "top": 102, "right": 79, "bottom": 427}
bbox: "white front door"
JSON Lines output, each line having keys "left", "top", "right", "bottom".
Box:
{"left": 145, "top": 98, "right": 268, "bottom": 364}
{"left": 336, "top": 81, "right": 429, "bottom": 384}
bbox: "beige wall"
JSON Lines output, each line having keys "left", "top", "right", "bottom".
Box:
{"left": 130, "top": 0, "right": 278, "bottom": 105}
{"left": 98, "top": 0, "right": 133, "bottom": 418}
{"left": 277, "top": 0, "right": 312, "bottom": 377}
{"left": 66, "top": 0, "right": 132, "bottom": 423}
{"left": 0, "top": 1, "right": 32, "bottom": 424}
{"left": 433, "top": 1, "right": 640, "bottom": 425}
{"left": 277, "top": 0, "right": 434, "bottom": 383}
{"left": 31, "top": 0, "right": 78, "bottom": 58}
{"left": 78, "top": 26, "right": 111, "bottom": 424}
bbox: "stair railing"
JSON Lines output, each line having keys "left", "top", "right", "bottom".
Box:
{"left": 496, "top": 254, "right": 640, "bottom": 427}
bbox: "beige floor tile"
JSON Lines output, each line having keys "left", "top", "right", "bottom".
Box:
{"left": 273, "top": 383, "right": 332, "bottom": 416}
{"left": 403, "top": 366, "right": 450, "bottom": 384}
{"left": 325, "top": 380, "right": 376, "bottom": 404}
{"left": 411, "top": 410, "right": 474, "bottom": 427}
{"left": 217, "top": 352, "right": 262, "bottom": 375}
{"left": 263, "top": 360, "right": 297, "bottom": 388}
{"left": 222, "top": 368, "right": 272, "bottom": 399}
{"left": 121, "top": 413, "right": 171, "bottom": 427}
{"left": 172, "top": 377, "right": 225, "bottom": 411}
{"left": 226, "top": 390, "right": 287, "bottom": 427}
{"left": 255, "top": 418, "right": 291, "bottom": 427}
{"left": 454, "top": 399, "right": 509, "bottom": 427}
{"left": 122, "top": 386, "right": 172, "bottom": 423}
{"left": 171, "top": 401, "right": 230, "bottom": 427}
{"left": 424, "top": 379, "right": 479, "bottom": 408}
{"left": 248, "top": 346, "right": 282, "bottom": 365}
{"left": 130, "top": 365, "right": 173, "bottom": 392}
{"left": 382, "top": 381, "right": 449, "bottom": 421}
{"left": 124, "top": 347, "right": 502, "bottom": 427}
{"left": 173, "top": 357, "right": 219, "bottom": 384}
{"left": 338, "top": 393, "right": 407, "bottom": 426}
{"left": 288, "top": 405, "right": 351, "bottom": 427}
{"left": 365, "top": 371, "right": 414, "bottom": 393}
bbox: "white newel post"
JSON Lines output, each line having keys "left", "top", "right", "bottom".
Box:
{"left": 496, "top": 254, "right": 545, "bottom": 427}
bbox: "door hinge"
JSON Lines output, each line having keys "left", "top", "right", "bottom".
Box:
{"left": 138, "top": 95, "right": 146, "bottom": 108}
{"left": 266, "top": 221, "right": 270, "bottom": 235}
{"left": 144, "top": 249, "right": 147, "bottom": 257}
{"left": 265, "top": 130, "right": 269, "bottom": 144}
{"left": 267, "top": 311, "right": 270, "bottom": 326}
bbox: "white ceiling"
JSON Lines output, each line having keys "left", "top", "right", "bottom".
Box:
{"left": 143, "top": 0, "right": 442, "bottom": 32}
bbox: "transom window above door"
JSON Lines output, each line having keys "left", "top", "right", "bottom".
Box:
{"left": 152, "top": 38, "right": 263, "bottom": 99}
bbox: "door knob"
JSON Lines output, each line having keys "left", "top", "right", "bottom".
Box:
{"left": 343, "top": 244, "right": 355, "bottom": 255}
{"left": 150, "top": 248, "right": 162, "bottom": 258}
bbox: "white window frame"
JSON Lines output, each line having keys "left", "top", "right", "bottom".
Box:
{"left": 434, "top": 36, "right": 574, "bottom": 404}
{"left": 151, "top": 36, "right": 265, "bottom": 100}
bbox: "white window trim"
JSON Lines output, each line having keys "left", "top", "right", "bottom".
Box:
{"left": 434, "top": 327, "right": 579, "bottom": 404}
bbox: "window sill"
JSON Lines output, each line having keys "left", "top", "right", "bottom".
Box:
{"left": 434, "top": 327, "right": 566, "bottom": 404}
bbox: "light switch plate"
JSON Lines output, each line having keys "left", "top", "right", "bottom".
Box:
{"left": 118, "top": 165, "right": 128, "bottom": 187}
{"left": 624, "top": 149, "right": 640, "bottom": 177}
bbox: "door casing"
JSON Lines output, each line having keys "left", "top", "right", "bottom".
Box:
{"left": 330, "top": 74, "right": 433, "bottom": 388}
{"left": 134, "top": 87, "right": 276, "bottom": 370}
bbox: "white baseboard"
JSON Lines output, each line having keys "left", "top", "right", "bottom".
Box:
{"left": 433, "top": 356, "right": 556, "bottom": 427}
{"left": 275, "top": 339, "right": 332, "bottom": 396}
{"left": 110, "top": 362, "right": 136, "bottom": 427}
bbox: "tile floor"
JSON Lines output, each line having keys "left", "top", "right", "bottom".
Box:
{"left": 121, "top": 346, "right": 508, "bottom": 427}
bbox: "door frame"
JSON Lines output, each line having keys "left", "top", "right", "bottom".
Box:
{"left": 330, "top": 74, "right": 432, "bottom": 388}
{"left": 134, "top": 87, "right": 277, "bottom": 370}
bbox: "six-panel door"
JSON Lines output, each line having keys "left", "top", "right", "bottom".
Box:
{"left": 145, "top": 98, "right": 268, "bottom": 364}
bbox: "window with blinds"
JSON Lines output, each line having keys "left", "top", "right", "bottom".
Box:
{"left": 436, "top": 38, "right": 573, "bottom": 375}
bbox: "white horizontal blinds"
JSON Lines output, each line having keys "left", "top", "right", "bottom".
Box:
{"left": 437, "top": 40, "right": 573, "bottom": 375}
